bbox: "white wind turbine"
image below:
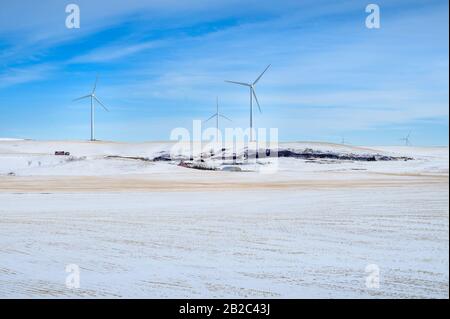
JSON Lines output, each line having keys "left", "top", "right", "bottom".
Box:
{"left": 400, "top": 131, "right": 411, "bottom": 146}
{"left": 204, "top": 96, "right": 232, "bottom": 143}
{"left": 225, "top": 64, "right": 270, "bottom": 141}
{"left": 73, "top": 75, "right": 109, "bottom": 141}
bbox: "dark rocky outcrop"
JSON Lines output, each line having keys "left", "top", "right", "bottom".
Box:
{"left": 276, "top": 149, "right": 412, "bottom": 162}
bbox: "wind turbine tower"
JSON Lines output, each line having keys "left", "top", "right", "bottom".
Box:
{"left": 204, "top": 97, "right": 232, "bottom": 143}
{"left": 73, "top": 75, "right": 109, "bottom": 141}
{"left": 225, "top": 64, "right": 270, "bottom": 141}
{"left": 400, "top": 131, "right": 412, "bottom": 146}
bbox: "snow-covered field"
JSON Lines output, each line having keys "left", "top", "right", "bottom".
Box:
{"left": 0, "top": 140, "right": 448, "bottom": 298}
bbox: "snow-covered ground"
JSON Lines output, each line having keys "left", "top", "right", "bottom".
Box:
{"left": 0, "top": 140, "right": 448, "bottom": 298}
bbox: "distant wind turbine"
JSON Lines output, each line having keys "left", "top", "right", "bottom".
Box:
{"left": 73, "top": 75, "right": 109, "bottom": 141}
{"left": 400, "top": 131, "right": 412, "bottom": 146}
{"left": 204, "top": 97, "right": 232, "bottom": 142}
{"left": 225, "top": 64, "right": 270, "bottom": 141}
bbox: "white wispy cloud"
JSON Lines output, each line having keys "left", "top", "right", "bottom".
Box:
{"left": 0, "top": 64, "right": 56, "bottom": 88}
{"left": 70, "top": 40, "right": 167, "bottom": 63}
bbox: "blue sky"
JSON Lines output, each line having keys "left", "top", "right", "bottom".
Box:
{"left": 0, "top": 0, "right": 448, "bottom": 145}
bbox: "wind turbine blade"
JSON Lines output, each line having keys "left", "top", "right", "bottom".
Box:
{"left": 225, "top": 80, "right": 251, "bottom": 87}
{"left": 253, "top": 64, "right": 271, "bottom": 85}
{"left": 73, "top": 94, "right": 91, "bottom": 102}
{"left": 252, "top": 89, "right": 262, "bottom": 113}
{"left": 204, "top": 113, "right": 217, "bottom": 123}
{"left": 94, "top": 96, "right": 109, "bottom": 111}
{"left": 92, "top": 75, "right": 99, "bottom": 93}
{"left": 219, "top": 114, "right": 232, "bottom": 122}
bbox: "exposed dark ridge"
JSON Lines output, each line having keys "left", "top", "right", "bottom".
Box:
{"left": 105, "top": 155, "right": 152, "bottom": 162}
{"left": 277, "top": 149, "right": 412, "bottom": 161}
{"left": 152, "top": 155, "right": 172, "bottom": 161}
{"left": 106, "top": 148, "right": 413, "bottom": 163}
{"left": 178, "top": 161, "right": 217, "bottom": 170}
